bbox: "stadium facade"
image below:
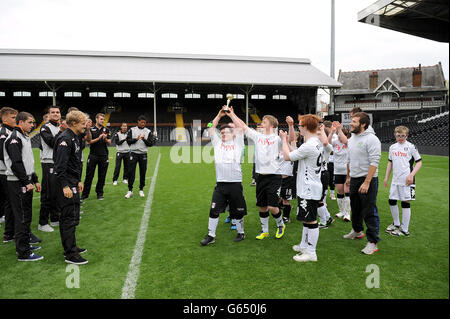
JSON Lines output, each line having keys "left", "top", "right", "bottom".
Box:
{"left": 0, "top": 48, "right": 341, "bottom": 143}
{"left": 334, "top": 62, "right": 448, "bottom": 122}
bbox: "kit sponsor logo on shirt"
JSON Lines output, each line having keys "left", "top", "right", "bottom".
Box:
{"left": 257, "top": 138, "right": 275, "bottom": 146}
{"left": 392, "top": 151, "right": 407, "bottom": 157}
{"left": 220, "top": 143, "right": 235, "bottom": 151}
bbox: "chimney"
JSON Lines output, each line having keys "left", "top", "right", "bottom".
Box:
{"left": 413, "top": 64, "right": 422, "bottom": 87}
{"left": 369, "top": 71, "right": 378, "bottom": 89}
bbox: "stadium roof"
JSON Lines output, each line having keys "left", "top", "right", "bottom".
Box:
{"left": 0, "top": 49, "right": 342, "bottom": 88}
{"left": 358, "top": 0, "right": 449, "bottom": 43}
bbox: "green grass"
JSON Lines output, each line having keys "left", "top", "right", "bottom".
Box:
{"left": 0, "top": 146, "right": 448, "bottom": 299}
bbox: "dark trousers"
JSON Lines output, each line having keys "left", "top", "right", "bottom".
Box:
{"left": 350, "top": 176, "right": 380, "bottom": 243}
{"left": 128, "top": 152, "right": 147, "bottom": 191}
{"left": 82, "top": 154, "right": 109, "bottom": 198}
{"left": 320, "top": 170, "right": 329, "bottom": 202}
{"left": 0, "top": 174, "right": 14, "bottom": 238}
{"left": 56, "top": 178, "right": 81, "bottom": 258}
{"left": 0, "top": 174, "right": 5, "bottom": 219}
{"left": 327, "top": 162, "right": 335, "bottom": 190}
{"left": 7, "top": 180, "right": 33, "bottom": 259}
{"left": 252, "top": 162, "right": 258, "bottom": 180}
{"left": 113, "top": 152, "right": 129, "bottom": 182}
{"left": 39, "top": 163, "right": 59, "bottom": 225}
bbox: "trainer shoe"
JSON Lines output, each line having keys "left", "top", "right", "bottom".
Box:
{"left": 64, "top": 247, "right": 87, "bottom": 257}
{"left": 230, "top": 224, "right": 236, "bottom": 230}
{"left": 200, "top": 235, "right": 215, "bottom": 246}
{"left": 250, "top": 179, "right": 256, "bottom": 186}
{"left": 343, "top": 213, "right": 351, "bottom": 222}
{"left": 18, "top": 253, "right": 44, "bottom": 262}
{"left": 255, "top": 231, "right": 269, "bottom": 240}
{"left": 123, "top": 179, "right": 128, "bottom": 184}
{"left": 283, "top": 217, "right": 290, "bottom": 224}
{"left": 30, "top": 245, "right": 41, "bottom": 251}
{"left": 390, "top": 228, "right": 410, "bottom": 237}
{"left": 97, "top": 195, "right": 104, "bottom": 200}
{"left": 293, "top": 252, "right": 317, "bottom": 262}
{"left": 3, "top": 235, "right": 14, "bottom": 243}
{"left": 343, "top": 229, "right": 365, "bottom": 239}
{"left": 234, "top": 233, "right": 245, "bottom": 242}
{"left": 318, "top": 222, "right": 328, "bottom": 229}
{"left": 275, "top": 225, "right": 286, "bottom": 239}
{"left": 385, "top": 223, "right": 399, "bottom": 233}
{"left": 326, "top": 217, "right": 335, "bottom": 226}
{"left": 335, "top": 211, "right": 345, "bottom": 218}
{"left": 113, "top": 181, "right": 118, "bottom": 186}
{"left": 65, "top": 254, "right": 88, "bottom": 265}
{"left": 292, "top": 244, "right": 307, "bottom": 254}
{"left": 50, "top": 221, "right": 59, "bottom": 227}
{"left": 38, "top": 224, "right": 54, "bottom": 232}
{"left": 29, "top": 233, "right": 42, "bottom": 244}
{"left": 361, "top": 242, "right": 379, "bottom": 255}
{"left": 125, "top": 191, "right": 133, "bottom": 199}
{"left": 330, "top": 194, "right": 337, "bottom": 200}
{"left": 139, "top": 190, "right": 145, "bottom": 197}
{"left": 224, "top": 216, "right": 231, "bottom": 224}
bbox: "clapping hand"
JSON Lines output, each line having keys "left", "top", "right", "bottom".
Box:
{"left": 286, "top": 116, "right": 294, "bottom": 126}
{"left": 279, "top": 130, "right": 288, "bottom": 140}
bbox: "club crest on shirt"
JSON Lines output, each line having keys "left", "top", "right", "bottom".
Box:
{"left": 59, "top": 141, "right": 68, "bottom": 146}
{"left": 9, "top": 139, "right": 18, "bottom": 144}
{"left": 211, "top": 202, "right": 216, "bottom": 209}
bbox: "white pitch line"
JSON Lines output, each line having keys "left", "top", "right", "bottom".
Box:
{"left": 121, "top": 152, "right": 161, "bottom": 299}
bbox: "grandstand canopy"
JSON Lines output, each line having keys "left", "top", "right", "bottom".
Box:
{"left": 358, "top": 0, "right": 449, "bottom": 43}
{"left": 0, "top": 49, "right": 341, "bottom": 88}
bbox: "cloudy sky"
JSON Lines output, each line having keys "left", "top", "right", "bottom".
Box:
{"left": 0, "top": 0, "right": 448, "bottom": 92}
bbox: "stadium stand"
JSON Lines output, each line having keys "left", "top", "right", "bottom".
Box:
{"left": 374, "top": 111, "right": 449, "bottom": 147}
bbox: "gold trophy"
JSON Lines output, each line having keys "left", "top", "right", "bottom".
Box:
{"left": 223, "top": 94, "right": 234, "bottom": 113}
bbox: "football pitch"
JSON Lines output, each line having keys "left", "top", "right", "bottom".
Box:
{"left": 0, "top": 146, "right": 448, "bottom": 299}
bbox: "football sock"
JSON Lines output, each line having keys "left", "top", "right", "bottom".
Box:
{"left": 306, "top": 224, "right": 319, "bottom": 256}
{"left": 233, "top": 218, "right": 244, "bottom": 234}
{"left": 324, "top": 205, "right": 331, "bottom": 220}
{"left": 208, "top": 217, "right": 219, "bottom": 237}
{"left": 317, "top": 204, "right": 327, "bottom": 224}
{"left": 344, "top": 193, "right": 351, "bottom": 214}
{"left": 337, "top": 194, "right": 345, "bottom": 214}
{"left": 272, "top": 212, "right": 284, "bottom": 227}
{"left": 401, "top": 202, "right": 411, "bottom": 233}
{"left": 283, "top": 204, "right": 291, "bottom": 219}
{"left": 299, "top": 226, "right": 308, "bottom": 249}
{"left": 322, "top": 193, "right": 327, "bottom": 206}
{"left": 389, "top": 204, "right": 400, "bottom": 227}
{"left": 259, "top": 211, "right": 269, "bottom": 233}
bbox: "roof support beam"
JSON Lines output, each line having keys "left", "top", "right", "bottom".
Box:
{"left": 390, "top": 2, "right": 449, "bottom": 22}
